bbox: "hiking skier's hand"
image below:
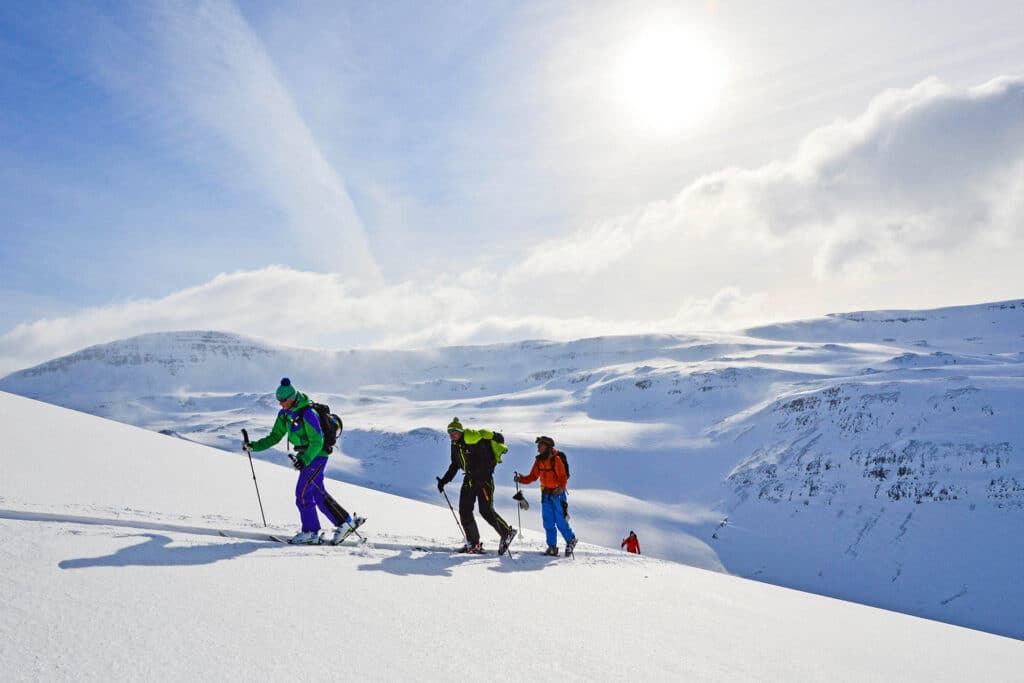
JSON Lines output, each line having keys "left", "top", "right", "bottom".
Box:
{"left": 436, "top": 477, "right": 445, "bottom": 493}
{"left": 290, "top": 455, "right": 303, "bottom": 470}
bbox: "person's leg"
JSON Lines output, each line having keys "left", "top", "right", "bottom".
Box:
{"left": 459, "top": 482, "right": 481, "bottom": 545}
{"left": 321, "top": 493, "right": 350, "bottom": 527}
{"left": 295, "top": 460, "right": 324, "bottom": 532}
{"left": 541, "top": 493, "right": 557, "bottom": 547}
{"left": 553, "top": 491, "right": 575, "bottom": 543}
{"left": 308, "top": 458, "right": 349, "bottom": 526}
{"left": 476, "top": 479, "right": 511, "bottom": 537}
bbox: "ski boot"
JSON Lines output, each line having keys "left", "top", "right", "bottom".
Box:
{"left": 498, "top": 528, "right": 518, "bottom": 556}
{"left": 329, "top": 514, "right": 366, "bottom": 545}
{"left": 542, "top": 545, "right": 559, "bottom": 557}
{"left": 289, "top": 531, "right": 322, "bottom": 545}
{"left": 458, "top": 542, "right": 485, "bottom": 554}
{"left": 565, "top": 536, "right": 578, "bottom": 558}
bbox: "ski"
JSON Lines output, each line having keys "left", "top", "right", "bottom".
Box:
{"left": 411, "top": 545, "right": 489, "bottom": 554}
{"left": 219, "top": 530, "right": 365, "bottom": 546}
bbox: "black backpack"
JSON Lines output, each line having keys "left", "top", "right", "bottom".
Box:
{"left": 307, "top": 402, "right": 343, "bottom": 453}
{"left": 552, "top": 448, "right": 569, "bottom": 479}
{"left": 552, "top": 448, "right": 570, "bottom": 519}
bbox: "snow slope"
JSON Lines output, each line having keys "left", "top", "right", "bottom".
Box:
{"left": 1, "top": 391, "right": 1021, "bottom": 682}
{"left": 2, "top": 299, "right": 1022, "bottom": 639}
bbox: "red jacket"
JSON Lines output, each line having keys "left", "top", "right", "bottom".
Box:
{"left": 621, "top": 535, "right": 640, "bottom": 554}
{"left": 517, "top": 450, "right": 568, "bottom": 494}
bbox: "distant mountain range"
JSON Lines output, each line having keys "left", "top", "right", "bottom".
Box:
{"left": 3, "top": 299, "right": 1022, "bottom": 638}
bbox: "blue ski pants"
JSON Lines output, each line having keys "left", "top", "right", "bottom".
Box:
{"left": 541, "top": 491, "right": 575, "bottom": 547}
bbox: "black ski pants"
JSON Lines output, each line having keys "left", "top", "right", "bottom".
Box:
{"left": 459, "top": 478, "right": 510, "bottom": 545}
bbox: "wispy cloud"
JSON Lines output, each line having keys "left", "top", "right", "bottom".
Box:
{"left": 91, "top": 1, "right": 379, "bottom": 280}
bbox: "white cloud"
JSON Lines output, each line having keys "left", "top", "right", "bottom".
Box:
{"left": 3, "top": 76, "right": 1022, "bottom": 375}
{"left": 504, "top": 75, "right": 1024, "bottom": 316}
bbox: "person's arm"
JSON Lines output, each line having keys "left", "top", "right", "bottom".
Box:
{"left": 249, "top": 412, "right": 287, "bottom": 451}
{"left": 516, "top": 459, "right": 541, "bottom": 486}
{"left": 438, "top": 450, "right": 461, "bottom": 486}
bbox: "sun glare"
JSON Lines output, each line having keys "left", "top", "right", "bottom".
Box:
{"left": 613, "top": 24, "right": 727, "bottom": 137}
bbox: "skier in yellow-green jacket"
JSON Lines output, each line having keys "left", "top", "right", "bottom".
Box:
{"left": 437, "top": 417, "right": 516, "bottom": 554}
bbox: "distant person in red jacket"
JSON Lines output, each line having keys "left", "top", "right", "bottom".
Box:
{"left": 621, "top": 530, "right": 640, "bottom": 554}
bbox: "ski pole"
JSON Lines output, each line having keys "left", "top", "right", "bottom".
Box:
{"left": 241, "top": 429, "right": 267, "bottom": 527}
{"left": 514, "top": 476, "right": 522, "bottom": 541}
{"left": 437, "top": 478, "right": 467, "bottom": 544}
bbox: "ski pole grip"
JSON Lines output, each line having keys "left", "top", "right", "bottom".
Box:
{"left": 242, "top": 428, "right": 251, "bottom": 447}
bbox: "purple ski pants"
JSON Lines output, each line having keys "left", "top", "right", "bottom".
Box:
{"left": 295, "top": 457, "right": 344, "bottom": 532}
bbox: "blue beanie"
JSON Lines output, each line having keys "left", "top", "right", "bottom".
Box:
{"left": 276, "top": 377, "right": 297, "bottom": 402}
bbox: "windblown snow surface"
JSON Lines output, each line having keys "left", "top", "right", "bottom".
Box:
{"left": 1, "top": 392, "right": 1021, "bottom": 681}
{"left": 2, "top": 299, "right": 1023, "bottom": 643}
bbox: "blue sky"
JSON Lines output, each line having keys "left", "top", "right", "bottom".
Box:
{"left": 1, "top": 1, "right": 1023, "bottom": 374}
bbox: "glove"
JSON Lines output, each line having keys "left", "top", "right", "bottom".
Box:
{"left": 290, "top": 454, "right": 304, "bottom": 470}
{"left": 242, "top": 441, "right": 251, "bottom": 452}
{"left": 436, "top": 477, "right": 445, "bottom": 493}
{"left": 513, "top": 471, "right": 521, "bottom": 483}
{"left": 512, "top": 490, "right": 529, "bottom": 510}
{"left": 552, "top": 487, "right": 564, "bottom": 496}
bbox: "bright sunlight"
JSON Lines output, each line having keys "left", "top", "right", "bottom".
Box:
{"left": 612, "top": 24, "right": 727, "bottom": 137}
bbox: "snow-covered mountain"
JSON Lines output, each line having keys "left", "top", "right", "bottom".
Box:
{"left": 2, "top": 300, "right": 1022, "bottom": 639}
{"left": 2, "top": 390, "right": 1022, "bottom": 681}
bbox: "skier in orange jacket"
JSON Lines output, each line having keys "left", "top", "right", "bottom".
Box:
{"left": 515, "top": 436, "right": 577, "bottom": 556}
{"left": 621, "top": 530, "right": 641, "bottom": 554}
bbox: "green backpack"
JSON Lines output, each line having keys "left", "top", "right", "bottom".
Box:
{"left": 464, "top": 428, "right": 506, "bottom": 464}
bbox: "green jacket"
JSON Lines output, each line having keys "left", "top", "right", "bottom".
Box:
{"left": 249, "top": 392, "right": 325, "bottom": 467}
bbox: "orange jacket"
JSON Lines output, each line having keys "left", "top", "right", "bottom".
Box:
{"left": 621, "top": 535, "right": 641, "bottom": 554}
{"left": 517, "top": 450, "right": 568, "bottom": 493}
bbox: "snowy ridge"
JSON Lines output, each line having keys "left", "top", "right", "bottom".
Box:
{"left": 1, "top": 391, "right": 1021, "bottom": 681}
{"left": 1, "top": 299, "right": 1022, "bottom": 638}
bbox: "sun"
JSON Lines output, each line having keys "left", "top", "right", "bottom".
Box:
{"left": 612, "top": 24, "right": 727, "bottom": 137}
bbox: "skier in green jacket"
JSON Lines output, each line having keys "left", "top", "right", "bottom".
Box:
{"left": 247, "top": 378, "right": 362, "bottom": 544}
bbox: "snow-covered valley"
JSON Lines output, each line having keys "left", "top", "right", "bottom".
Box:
{"left": 2, "top": 299, "right": 1022, "bottom": 640}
